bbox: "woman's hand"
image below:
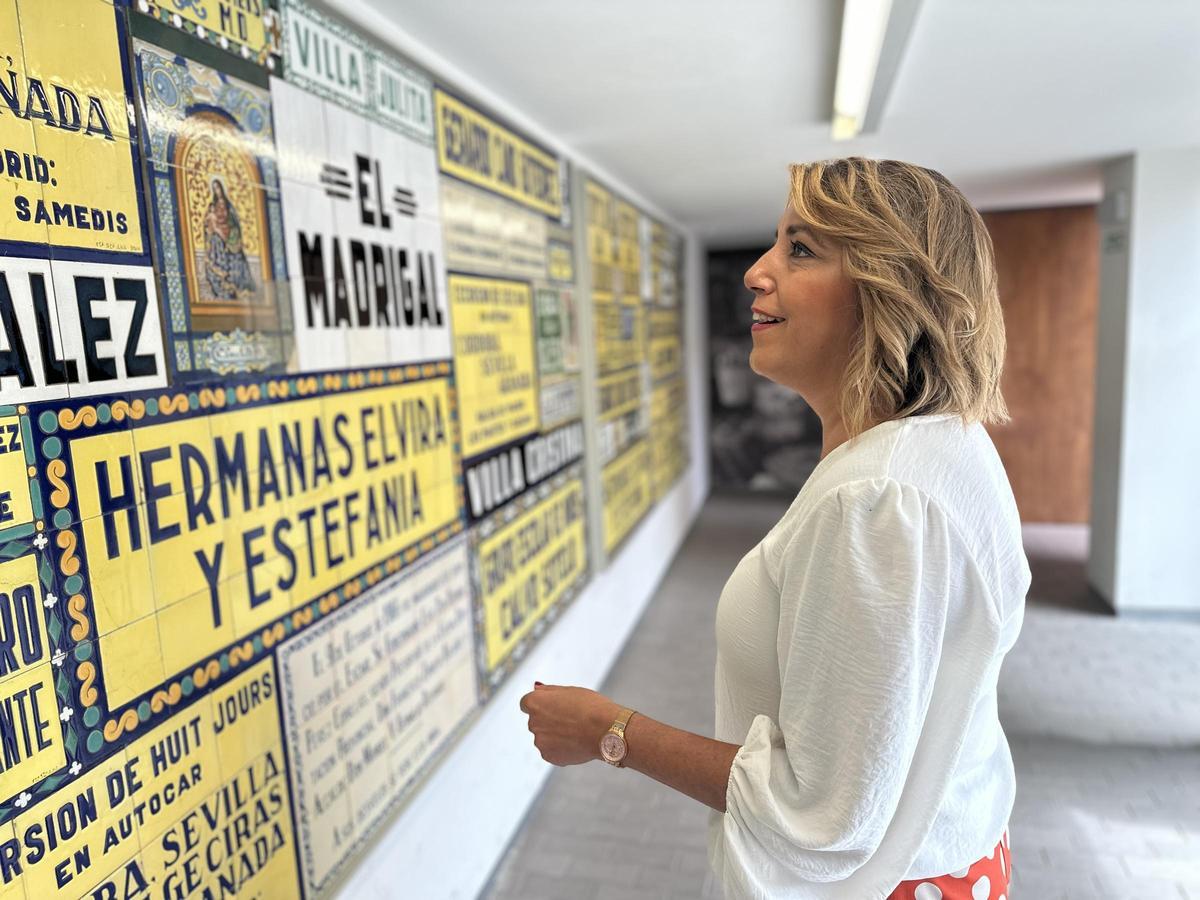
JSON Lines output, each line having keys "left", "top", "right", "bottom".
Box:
{"left": 519, "top": 682, "right": 623, "bottom": 767}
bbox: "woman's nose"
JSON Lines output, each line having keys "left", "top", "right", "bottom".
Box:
{"left": 744, "top": 256, "right": 774, "bottom": 295}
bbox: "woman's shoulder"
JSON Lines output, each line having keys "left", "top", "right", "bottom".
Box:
{"left": 797, "top": 414, "right": 1009, "bottom": 515}
{"left": 806, "top": 415, "right": 1022, "bottom": 607}
{"left": 785, "top": 415, "right": 1027, "bottom": 594}
{"left": 755, "top": 418, "right": 1027, "bottom": 626}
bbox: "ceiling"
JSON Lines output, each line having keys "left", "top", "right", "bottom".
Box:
{"left": 361, "top": 0, "right": 1200, "bottom": 247}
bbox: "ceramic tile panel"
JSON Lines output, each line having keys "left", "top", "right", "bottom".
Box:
{"left": 9, "top": 0, "right": 147, "bottom": 255}
{"left": 643, "top": 222, "right": 688, "bottom": 499}
{"left": 0, "top": 0, "right": 165, "bottom": 411}
{"left": 0, "top": 744, "right": 134, "bottom": 899}
{"left": 468, "top": 469, "right": 588, "bottom": 697}
{"left": 272, "top": 73, "right": 450, "bottom": 373}
{"left": 277, "top": 537, "right": 477, "bottom": 897}
{"left": 0, "top": 256, "right": 167, "bottom": 406}
{"left": 428, "top": 86, "right": 590, "bottom": 704}
{"left": 0, "top": 0, "right": 698, "bottom": 894}
{"left": 582, "top": 177, "right": 685, "bottom": 556}
{"left": 129, "top": 0, "right": 281, "bottom": 69}
{"left": 133, "top": 38, "right": 292, "bottom": 382}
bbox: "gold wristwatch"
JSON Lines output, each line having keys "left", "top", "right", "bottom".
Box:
{"left": 599, "top": 707, "right": 636, "bottom": 767}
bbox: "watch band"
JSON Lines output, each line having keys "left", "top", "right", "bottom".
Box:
{"left": 609, "top": 707, "right": 636, "bottom": 767}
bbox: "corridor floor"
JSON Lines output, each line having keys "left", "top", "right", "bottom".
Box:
{"left": 481, "top": 494, "right": 1200, "bottom": 900}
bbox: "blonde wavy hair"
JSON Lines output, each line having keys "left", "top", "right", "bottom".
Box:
{"left": 788, "top": 157, "right": 1010, "bottom": 438}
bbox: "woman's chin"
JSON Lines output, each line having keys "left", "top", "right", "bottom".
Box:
{"left": 748, "top": 353, "right": 794, "bottom": 392}
{"left": 748, "top": 347, "right": 770, "bottom": 379}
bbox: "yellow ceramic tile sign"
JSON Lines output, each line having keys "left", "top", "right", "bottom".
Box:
{"left": 0, "top": 416, "right": 32, "bottom": 532}
{"left": 0, "top": 659, "right": 299, "bottom": 899}
{"left": 449, "top": 274, "right": 539, "bottom": 459}
{"left": 649, "top": 308, "right": 682, "bottom": 383}
{"left": 435, "top": 90, "right": 561, "bottom": 217}
{"left": 597, "top": 369, "right": 641, "bottom": 425}
{"left": 547, "top": 242, "right": 574, "bottom": 284}
{"left": 593, "top": 293, "right": 644, "bottom": 376}
{"left": 1, "top": 0, "right": 143, "bottom": 254}
{"left": 68, "top": 379, "right": 460, "bottom": 707}
{"left": 615, "top": 200, "right": 641, "bottom": 278}
{"left": 477, "top": 480, "right": 585, "bottom": 670}
{"left": 651, "top": 378, "right": 687, "bottom": 497}
{"left": 158, "top": 0, "right": 270, "bottom": 57}
{"left": 0, "top": 554, "right": 64, "bottom": 807}
{"left": 602, "top": 440, "right": 652, "bottom": 555}
{"left": 586, "top": 181, "right": 614, "bottom": 295}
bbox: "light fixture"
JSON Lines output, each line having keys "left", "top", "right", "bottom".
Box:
{"left": 832, "top": 0, "right": 923, "bottom": 141}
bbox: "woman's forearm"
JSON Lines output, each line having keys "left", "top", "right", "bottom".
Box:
{"left": 518, "top": 683, "right": 740, "bottom": 813}
{"left": 617, "top": 711, "right": 741, "bottom": 813}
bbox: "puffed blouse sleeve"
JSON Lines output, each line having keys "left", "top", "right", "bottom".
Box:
{"left": 713, "top": 477, "right": 998, "bottom": 896}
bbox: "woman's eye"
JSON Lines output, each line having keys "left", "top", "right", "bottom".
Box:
{"left": 789, "top": 240, "right": 814, "bottom": 259}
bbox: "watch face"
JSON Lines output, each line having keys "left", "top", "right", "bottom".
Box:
{"left": 599, "top": 732, "right": 626, "bottom": 763}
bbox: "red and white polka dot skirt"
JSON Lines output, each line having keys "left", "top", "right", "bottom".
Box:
{"left": 887, "top": 829, "right": 1011, "bottom": 900}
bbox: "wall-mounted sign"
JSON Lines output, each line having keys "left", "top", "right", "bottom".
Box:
{"left": 133, "top": 0, "right": 281, "bottom": 67}
{"left": 272, "top": 76, "right": 450, "bottom": 371}
{"left": 135, "top": 39, "right": 292, "bottom": 378}
{"left": 280, "top": 539, "right": 478, "bottom": 896}
{"left": 0, "top": 258, "right": 167, "bottom": 404}
{"left": 0, "top": 657, "right": 301, "bottom": 898}
{"left": 0, "top": 1, "right": 147, "bottom": 259}
{"left": 435, "top": 89, "right": 562, "bottom": 218}
{"left": 281, "top": 0, "right": 433, "bottom": 142}
{"left": 450, "top": 274, "right": 539, "bottom": 460}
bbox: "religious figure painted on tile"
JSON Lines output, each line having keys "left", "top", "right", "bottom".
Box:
{"left": 202, "top": 176, "right": 256, "bottom": 299}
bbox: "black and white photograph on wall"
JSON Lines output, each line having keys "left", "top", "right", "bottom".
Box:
{"left": 708, "top": 247, "right": 822, "bottom": 493}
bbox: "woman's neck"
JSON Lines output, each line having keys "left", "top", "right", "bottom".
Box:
{"left": 818, "top": 416, "right": 851, "bottom": 461}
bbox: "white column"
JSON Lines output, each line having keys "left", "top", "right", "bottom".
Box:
{"left": 1088, "top": 148, "right": 1200, "bottom": 614}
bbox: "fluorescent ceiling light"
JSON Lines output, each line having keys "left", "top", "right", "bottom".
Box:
{"left": 832, "top": 0, "right": 922, "bottom": 141}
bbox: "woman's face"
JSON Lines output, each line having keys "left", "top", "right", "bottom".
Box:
{"left": 743, "top": 204, "right": 859, "bottom": 410}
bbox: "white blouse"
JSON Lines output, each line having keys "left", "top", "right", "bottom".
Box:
{"left": 708, "top": 414, "right": 1029, "bottom": 899}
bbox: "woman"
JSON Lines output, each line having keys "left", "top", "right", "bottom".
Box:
{"left": 520, "top": 157, "right": 1028, "bottom": 899}
{"left": 203, "top": 176, "right": 256, "bottom": 299}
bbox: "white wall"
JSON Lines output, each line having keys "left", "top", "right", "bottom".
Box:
{"left": 315, "top": 2, "right": 712, "bottom": 897}
{"left": 1087, "top": 156, "right": 1134, "bottom": 604}
{"left": 1089, "top": 148, "right": 1200, "bottom": 613}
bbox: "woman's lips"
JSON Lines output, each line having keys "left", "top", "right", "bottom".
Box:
{"left": 751, "top": 307, "right": 785, "bottom": 332}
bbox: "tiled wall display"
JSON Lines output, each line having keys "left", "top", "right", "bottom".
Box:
{"left": 433, "top": 87, "right": 589, "bottom": 697}
{"left": 586, "top": 179, "right": 646, "bottom": 555}
{"left": 274, "top": 0, "right": 446, "bottom": 374}
{"left": 278, "top": 538, "right": 476, "bottom": 895}
{"left": 133, "top": 17, "right": 293, "bottom": 379}
{"left": 0, "top": 0, "right": 166, "bottom": 404}
{"left": 0, "top": 0, "right": 687, "bottom": 896}
{"left": 587, "top": 178, "right": 691, "bottom": 555}
{"left": 643, "top": 220, "right": 689, "bottom": 499}
{"left": 134, "top": 0, "right": 281, "bottom": 67}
